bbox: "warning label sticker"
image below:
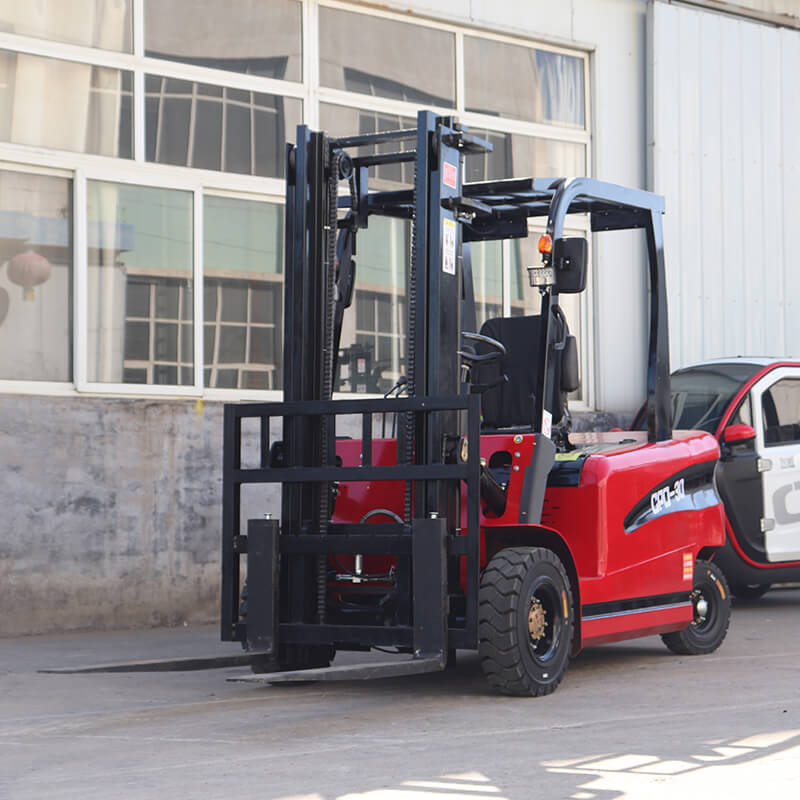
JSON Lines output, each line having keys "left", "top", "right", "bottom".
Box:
{"left": 542, "top": 409, "right": 552, "bottom": 438}
{"left": 443, "top": 160, "right": 458, "bottom": 189}
{"left": 442, "top": 217, "right": 456, "bottom": 275}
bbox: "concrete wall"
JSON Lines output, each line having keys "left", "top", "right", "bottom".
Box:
{"left": 0, "top": 395, "right": 228, "bottom": 635}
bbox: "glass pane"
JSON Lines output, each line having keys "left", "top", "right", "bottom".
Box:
{"left": 0, "top": 170, "right": 72, "bottom": 381}
{"left": 338, "top": 216, "right": 408, "bottom": 394}
{"left": 319, "top": 104, "right": 415, "bottom": 190}
{"left": 145, "top": 0, "right": 302, "bottom": 80}
{"left": 0, "top": 51, "right": 133, "bottom": 157}
{"left": 764, "top": 380, "right": 800, "bottom": 445}
{"left": 203, "top": 196, "right": 284, "bottom": 389}
{"left": 0, "top": 1, "right": 133, "bottom": 52}
{"left": 203, "top": 284, "right": 217, "bottom": 322}
{"left": 124, "top": 321, "right": 149, "bottom": 361}
{"left": 243, "top": 371, "right": 268, "bottom": 390}
{"left": 218, "top": 326, "right": 246, "bottom": 363}
{"left": 224, "top": 97, "right": 251, "bottom": 175}
{"left": 146, "top": 75, "right": 301, "bottom": 177}
{"left": 465, "top": 37, "right": 585, "bottom": 128}
{"left": 193, "top": 100, "right": 223, "bottom": 172}
{"left": 154, "top": 283, "right": 179, "bottom": 319}
{"left": 203, "top": 325, "right": 215, "bottom": 362}
{"left": 125, "top": 279, "right": 149, "bottom": 317}
{"left": 215, "top": 369, "right": 238, "bottom": 388}
{"left": 470, "top": 241, "right": 503, "bottom": 331}
{"left": 87, "top": 181, "right": 193, "bottom": 386}
{"left": 221, "top": 285, "right": 247, "bottom": 323}
{"left": 320, "top": 7, "right": 455, "bottom": 107}
{"left": 465, "top": 132, "right": 585, "bottom": 182}
{"left": 250, "top": 327, "right": 275, "bottom": 364}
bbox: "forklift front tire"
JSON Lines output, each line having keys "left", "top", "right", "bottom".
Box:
{"left": 478, "top": 546, "right": 574, "bottom": 697}
{"left": 661, "top": 560, "right": 731, "bottom": 656}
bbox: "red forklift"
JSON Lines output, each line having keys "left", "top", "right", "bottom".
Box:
{"left": 221, "top": 111, "right": 731, "bottom": 696}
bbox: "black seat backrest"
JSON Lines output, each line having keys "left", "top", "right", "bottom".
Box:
{"left": 474, "top": 315, "right": 565, "bottom": 430}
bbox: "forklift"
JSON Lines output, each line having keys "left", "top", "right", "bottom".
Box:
{"left": 221, "top": 111, "right": 731, "bottom": 696}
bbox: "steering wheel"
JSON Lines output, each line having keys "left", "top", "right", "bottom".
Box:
{"left": 458, "top": 331, "right": 506, "bottom": 367}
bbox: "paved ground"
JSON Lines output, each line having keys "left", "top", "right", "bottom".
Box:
{"left": 3, "top": 589, "right": 800, "bottom": 800}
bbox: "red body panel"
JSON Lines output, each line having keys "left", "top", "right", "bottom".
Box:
{"left": 332, "top": 430, "right": 725, "bottom": 651}
{"left": 581, "top": 605, "right": 691, "bottom": 646}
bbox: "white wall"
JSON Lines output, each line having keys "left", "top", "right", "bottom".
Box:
{"left": 649, "top": 0, "right": 800, "bottom": 368}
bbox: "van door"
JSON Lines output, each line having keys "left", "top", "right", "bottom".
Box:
{"left": 752, "top": 369, "right": 800, "bottom": 562}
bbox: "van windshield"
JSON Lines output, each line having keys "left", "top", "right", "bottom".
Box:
{"left": 671, "top": 363, "right": 761, "bottom": 433}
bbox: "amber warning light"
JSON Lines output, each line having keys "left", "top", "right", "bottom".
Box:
{"left": 538, "top": 234, "right": 553, "bottom": 255}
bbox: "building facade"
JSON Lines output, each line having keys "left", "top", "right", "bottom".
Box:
{"left": 1, "top": 0, "right": 798, "bottom": 634}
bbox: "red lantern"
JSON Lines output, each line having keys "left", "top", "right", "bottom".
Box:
{"left": 7, "top": 250, "right": 52, "bottom": 300}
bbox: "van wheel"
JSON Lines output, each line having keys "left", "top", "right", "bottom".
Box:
{"left": 478, "top": 547, "right": 574, "bottom": 697}
{"left": 661, "top": 560, "right": 731, "bottom": 655}
{"left": 730, "top": 582, "right": 771, "bottom": 601}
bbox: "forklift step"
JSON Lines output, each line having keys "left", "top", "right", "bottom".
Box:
{"left": 228, "top": 655, "right": 445, "bottom": 684}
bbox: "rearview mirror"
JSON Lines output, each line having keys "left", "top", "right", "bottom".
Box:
{"left": 553, "top": 237, "right": 588, "bottom": 294}
{"left": 721, "top": 423, "right": 756, "bottom": 445}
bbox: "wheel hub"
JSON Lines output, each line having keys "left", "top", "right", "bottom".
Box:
{"left": 528, "top": 598, "right": 547, "bottom": 643}
{"left": 692, "top": 590, "right": 709, "bottom": 624}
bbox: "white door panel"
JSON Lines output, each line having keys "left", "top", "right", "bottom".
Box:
{"left": 752, "top": 367, "right": 800, "bottom": 562}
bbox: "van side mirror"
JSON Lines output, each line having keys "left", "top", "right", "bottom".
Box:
{"left": 553, "top": 237, "right": 587, "bottom": 294}
{"left": 721, "top": 424, "right": 756, "bottom": 445}
{"left": 720, "top": 423, "right": 756, "bottom": 459}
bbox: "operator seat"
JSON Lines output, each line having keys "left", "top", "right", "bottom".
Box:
{"left": 473, "top": 314, "right": 572, "bottom": 430}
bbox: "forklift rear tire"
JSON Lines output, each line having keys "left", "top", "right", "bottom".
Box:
{"left": 661, "top": 560, "right": 731, "bottom": 655}
{"left": 478, "top": 546, "right": 574, "bottom": 697}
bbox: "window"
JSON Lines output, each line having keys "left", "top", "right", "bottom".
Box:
{"left": 319, "top": 7, "right": 456, "bottom": 107}
{"left": 0, "top": 50, "right": 132, "bottom": 157}
{"left": 465, "top": 130, "right": 585, "bottom": 182}
{"left": 730, "top": 395, "right": 753, "bottom": 428}
{"left": 338, "top": 216, "right": 408, "bottom": 394}
{"left": 669, "top": 364, "right": 760, "bottom": 433}
{"left": 319, "top": 104, "right": 415, "bottom": 189}
{"left": 144, "top": 0, "right": 302, "bottom": 81}
{"left": 145, "top": 76, "right": 301, "bottom": 177}
{"left": 87, "top": 181, "right": 194, "bottom": 386}
{"left": 763, "top": 379, "right": 800, "bottom": 445}
{"left": 203, "top": 196, "right": 284, "bottom": 390}
{"left": 0, "top": 2, "right": 133, "bottom": 52}
{"left": 0, "top": 170, "right": 72, "bottom": 381}
{"left": 470, "top": 241, "right": 503, "bottom": 330}
{"left": 464, "top": 37, "right": 585, "bottom": 128}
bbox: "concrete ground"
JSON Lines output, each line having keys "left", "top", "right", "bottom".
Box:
{"left": 3, "top": 590, "right": 800, "bottom": 800}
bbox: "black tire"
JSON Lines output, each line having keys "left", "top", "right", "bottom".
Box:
{"left": 478, "top": 546, "right": 574, "bottom": 697}
{"left": 730, "top": 582, "right": 771, "bottom": 601}
{"left": 239, "top": 581, "right": 334, "bottom": 674}
{"left": 661, "top": 560, "right": 731, "bottom": 655}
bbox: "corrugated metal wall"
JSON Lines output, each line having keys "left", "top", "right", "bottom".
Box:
{"left": 649, "top": 0, "right": 800, "bottom": 369}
